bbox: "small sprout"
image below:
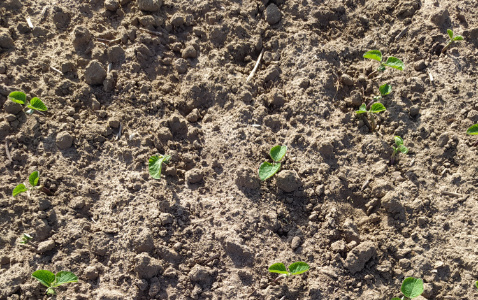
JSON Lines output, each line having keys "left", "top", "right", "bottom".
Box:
{"left": 19, "top": 233, "right": 33, "bottom": 244}
{"left": 8, "top": 91, "right": 48, "bottom": 115}
{"left": 32, "top": 270, "right": 78, "bottom": 295}
{"left": 391, "top": 136, "right": 408, "bottom": 165}
{"left": 149, "top": 154, "right": 171, "bottom": 179}
{"left": 475, "top": 280, "right": 478, "bottom": 289}
{"left": 259, "top": 145, "right": 287, "bottom": 181}
{"left": 269, "top": 262, "right": 310, "bottom": 279}
{"left": 356, "top": 102, "right": 386, "bottom": 132}
{"left": 12, "top": 171, "right": 41, "bottom": 197}
{"left": 442, "top": 29, "right": 464, "bottom": 54}
{"left": 364, "top": 50, "right": 405, "bottom": 77}
{"left": 391, "top": 277, "right": 424, "bottom": 300}
{"left": 467, "top": 124, "right": 478, "bottom": 135}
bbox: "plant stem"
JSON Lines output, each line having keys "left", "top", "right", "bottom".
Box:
{"left": 390, "top": 149, "right": 397, "bottom": 165}
{"left": 368, "top": 69, "right": 379, "bottom": 78}
{"left": 369, "top": 113, "right": 376, "bottom": 132}
{"left": 441, "top": 41, "right": 453, "bottom": 54}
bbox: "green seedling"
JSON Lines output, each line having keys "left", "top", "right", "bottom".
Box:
{"left": 8, "top": 91, "right": 48, "bottom": 115}
{"left": 258, "top": 145, "right": 287, "bottom": 181}
{"left": 475, "top": 280, "right": 478, "bottom": 289}
{"left": 391, "top": 136, "right": 408, "bottom": 165}
{"left": 391, "top": 277, "right": 424, "bottom": 300}
{"left": 364, "top": 50, "right": 405, "bottom": 78}
{"left": 442, "top": 29, "right": 464, "bottom": 54}
{"left": 149, "top": 154, "right": 171, "bottom": 179}
{"left": 32, "top": 270, "right": 78, "bottom": 295}
{"left": 13, "top": 171, "right": 41, "bottom": 197}
{"left": 19, "top": 233, "right": 33, "bottom": 244}
{"left": 356, "top": 102, "right": 386, "bottom": 132}
{"left": 466, "top": 124, "right": 478, "bottom": 146}
{"left": 268, "top": 262, "right": 310, "bottom": 281}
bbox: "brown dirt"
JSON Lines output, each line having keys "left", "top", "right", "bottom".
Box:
{"left": 1, "top": 0, "right": 478, "bottom": 299}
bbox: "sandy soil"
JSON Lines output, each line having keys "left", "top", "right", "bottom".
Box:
{"left": 1, "top": 0, "right": 478, "bottom": 299}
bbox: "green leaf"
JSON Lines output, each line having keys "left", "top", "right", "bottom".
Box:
{"left": 447, "top": 29, "right": 454, "bottom": 40}
{"left": 12, "top": 184, "right": 28, "bottom": 197}
{"left": 149, "top": 155, "right": 171, "bottom": 179}
{"left": 467, "top": 124, "right": 478, "bottom": 135}
{"left": 391, "top": 298, "right": 401, "bottom": 300}
{"left": 46, "top": 288, "right": 56, "bottom": 295}
{"left": 355, "top": 103, "right": 368, "bottom": 114}
{"left": 383, "top": 57, "right": 405, "bottom": 70}
{"left": 475, "top": 281, "right": 478, "bottom": 289}
{"left": 268, "top": 263, "right": 289, "bottom": 275}
{"left": 27, "top": 97, "right": 48, "bottom": 111}
{"left": 259, "top": 162, "right": 281, "bottom": 181}
{"left": 401, "top": 277, "right": 424, "bottom": 298}
{"left": 363, "top": 50, "right": 382, "bottom": 62}
{"left": 8, "top": 91, "right": 26, "bottom": 104}
{"left": 32, "top": 270, "right": 55, "bottom": 288}
{"left": 379, "top": 83, "right": 392, "bottom": 96}
{"left": 53, "top": 271, "right": 78, "bottom": 288}
{"left": 29, "top": 171, "right": 40, "bottom": 187}
{"left": 394, "top": 136, "right": 404, "bottom": 146}
{"left": 370, "top": 103, "right": 386, "bottom": 113}
{"left": 398, "top": 145, "right": 408, "bottom": 154}
{"left": 378, "top": 65, "right": 386, "bottom": 72}
{"left": 270, "top": 145, "right": 287, "bottom": 162}
{"left": 453, "top": 35, "right": 464, "bottom": 41}
{"left": 288, "top": 262, "right": 310, "bottom": 275}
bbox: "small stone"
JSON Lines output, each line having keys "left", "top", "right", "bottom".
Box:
{"left": 410, "top": 105, "right": 420, "bottom": 117}
{"left": 341, "top": 74, "right": 354, "bottom": 86}
{"left": 38, "top": 199, "right": 51, "bottom": 211}
{"left": 37, "top": 239, "right": 55, "bottom": 253}
{"left": 0, "top": 29, "right": 15, "bottom": 49}
{"left": 4, "top": 100, "right": 23, "bottom": 114}
{"left": 186, "top": 109, "right": 200, "bottom": 123}
{"left": 52, "top": 7, "right": 70, "bottom": 29}
{"left": 108, "top": 118, "right": 120, "bottom": 128}
{"left": 159, "top": 213, "right": 174, "bottom": 225}
{"left": 189, "top": 265, "right": 213, "bottom": 286}
{"left": 138, "top": 0, "right": 162, "bottom": 12}
{"left": 56, "top": 131, "right": 74, "bottom": 150}
{"left": 291, "top": 236, "right": 302, "bottom": 250}
{"left": 175, "top": 58, "right": 188, "bottom": 74}
{"left": 417, "top": 217, "right": 427, "bottom": 227}
{"left": 268, "top": 90, "right": 285, "bottom": 107}
{"left": 170, "top": 14, "right": 185, "bottom": 27}
{"left": 264, "top": 65, "right": 280, "bottom": 81}
{"left": 344, "top": 241, "right": 376, "bottom": 274}
{"left": 105, "top": 0, "right": 119, "bottom": 11}
{"left": 182, "top": 45, "right": 197, "bottom": 59}
{"left": 84, "top": 60, "right": 107, "bottom": 85}
{"left": 185, "top": 169, "right": 204, "bottom": 184}
{"left": 108, "top": 45, "right": 125, "bottom": 63}
{"left": 134, "top": 253, "right": 163, "bottom": 279}
{"left": 84, "top": 266, "right": 98, "bottom": 280}
{"left": 414, "top": 60, "right": 427, "bottom": 71}
{"left": 437, "top": 132, "right": 449, "bottom": 147}
{"left": 331, "top": 240, "right": 346, "bottom": 252}
{"left": 265, "top": 4, "right": 281, "bottom": 25}
{"left": 276, "top": 170, "right": 302, "bottom": 193}
{"left": 91, "top": 98, "right": 101, "bottom": 110}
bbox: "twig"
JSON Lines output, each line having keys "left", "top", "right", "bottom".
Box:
{"left": 50, "top": 66, "right": 63, "bottom": 75}
{"left": 246, "top": 49, "right": 264, "bottom": 83}
{"left": 26, "top": 17, "right": 34, "bottom": 29}
{"left": 361, "top": 178, "right": 371, "bottom": 191}
{"left": 138, "top": 27, "right": 163, "bottom": 37}
{"left": 115, "top": 122, "right": 122, "bottom": 140}
{"left": 427, "top": 70, "right": 434, "bottom": 83}
{"left": 5, "top": 140, "right": 12, "bottom": 161}
{"left": 441, "top": 191, "right": 463, "bottom": 198}
{"left": 40, "top": 6, "right": 49, "bottom": 22}
{"left": 394, "top": 26, "right": 409, "bottom": 41}
{"left": 107, "top": 63, "right": 112, "bottom": 74}
{"left": 95, "top": 37, "right": 121, "bottom": 44}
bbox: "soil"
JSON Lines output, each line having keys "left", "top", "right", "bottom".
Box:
{"left": 1, "top": 0, "right": 478, "bottom": 299}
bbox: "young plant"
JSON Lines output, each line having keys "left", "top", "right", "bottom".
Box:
{"left": 149, "top": 154, "right": 171, "bottom": 179}
{"left": 442, "top": 29, "right": 464, "bottom": 54}
{"left": 363, "top": 50, "right": 405, "bottom": 78}
{"left": 391, "top": 277, "right": 424, "bottom": 300}
{"left": 356, "top": 102, "right": 386, "bottom": 132}
{"left": 13, "top": 171, "right": 40, "bottom": 197}
{"left": 390, "top": 136, "right": 408, "bottom": 165}
{"left": 466, "top": 124, "right": 478, "bottom": 146}
{"left": 258, "top": 145, "right": 287, "bottom": 181}
{"left": 8, "top": 91, "right": 48, "bottom": 115}
{"left": 19, "top": 233, "right": 33, "bottom": 244}
{"left": 268, "top": 262, "right": 310, "bottom": 281}
{"left": 32, "top": 270, "right": 78, "bottom": 295}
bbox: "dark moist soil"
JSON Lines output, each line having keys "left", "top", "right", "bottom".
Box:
{"left": 1, "top": 0, "right": 478, "bottom": 299}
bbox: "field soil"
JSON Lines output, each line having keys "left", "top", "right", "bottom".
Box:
{"left": 1, "top": 0, "right": 478, "bottom": 299}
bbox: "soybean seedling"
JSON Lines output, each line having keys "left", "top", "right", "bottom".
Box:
{"left": 32, "top": 270, "right": 78, "bottom": 295}
{"left": 268, "top": 262, "right": 310, "bottom": 281}
{"left": 356, "top": 102, "right": 386, "bottom": 132}
{"left": 391, "top": 277, "right": 424, "bottom": 300}
{"left": 258, "top": 145, "right": 287, "bottom": 181}
{"left": 390, "top": 136, "right": 408, "bottom": 165}
{"left": 364, "top": 50, "right": 405, "bottom": 78}
{"left": 19, "top": 233, "right": 33, "bottom": 244}
{"left": 12, "top": 171, "right": 51, "bottom": 197}
{"left": 8, "top": 91, "right": 48, "bottom": 115}
{"left": 366, "top": 83, "right": 392, "bottom": 109}
{"left": 149, "top": 154, "right": 171, "bottom": 179}
{"left": 466, "top": 124, "right": 478, "bottom": 146}
{"left": 442, "top": 29, "right": 464, "bottom": 54}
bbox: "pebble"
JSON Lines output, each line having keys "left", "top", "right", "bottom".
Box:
{"left": 344, "top": 241, "right": 376, "bottom": 274}
{"left": 37, "top": 239, "right": 55, "bottom": 253}
{"left": 182, "top": 45, "right": 197, "bottom": 59}
{"left": 4, "top": 100, "right": 23, "bottom": 114}
{"left": 138, "top": 0, "right": 162, "bottom": 12}
{"left": 291, "top": 236, "right": 302, "bottom": 250}
{"left": 276, "top": 170, "right": 302, "bottom": 192}
{"left": 104, "top": 0, "right": 119, "bottom": 11}
{"left": 56, "top": 131, "right": 74, "bottom": 150}
{"left": 189, "top": 265, "right": 213, "bottom": 286}
{"left": 84, "top": 266, "right": 98, "bottom": 280}
{"left": 410, "top": 105, "right": 420, "bottom": 117}
{"left": 159, "top": 213, "right": 174, "bottom": 225}
{"left": 265, "top": 4, "right": 281, "bottom": 25}
{"left": 185, "top": 169, "right": 204, "bottom": 184}
{"left": 84, "top": 60, "right": 107, "bottom": 85}
{"left": 341, "top": 74, "right": 354, "bottom": 86}
{"left": 170, "top": 13, "right": 185, "bottom": 27}
{"left": 414, "top": 60, "right": 427, "bottom": 71}
{"left": 174, "top": 58, "right": 188, "bottom": 74}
